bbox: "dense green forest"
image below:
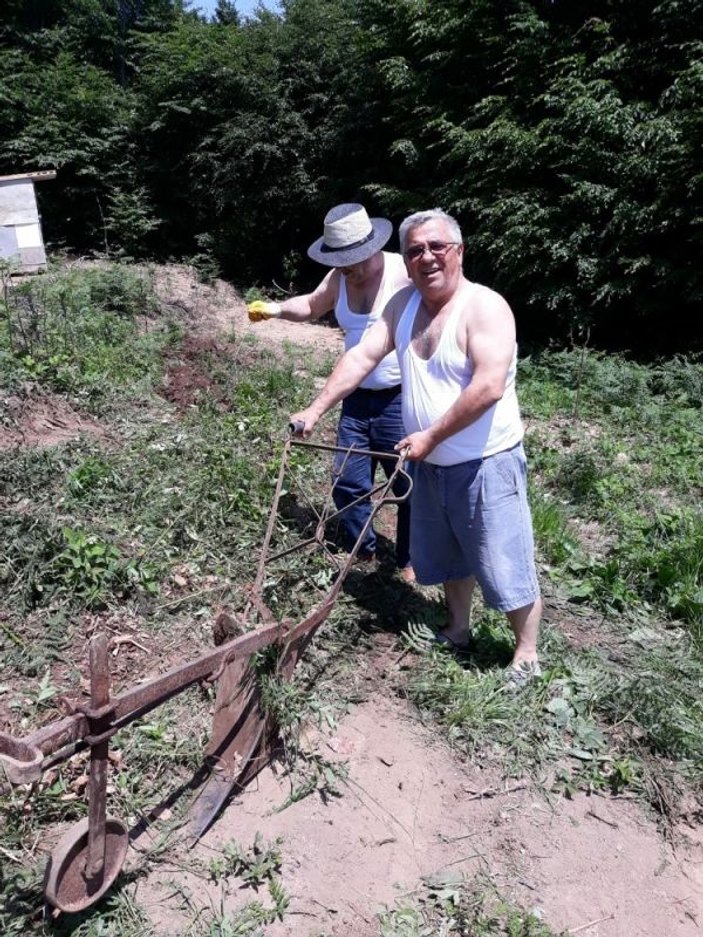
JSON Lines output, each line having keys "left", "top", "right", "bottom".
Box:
{"left": 2, "top": 0, "right": 702, "bottom": 356}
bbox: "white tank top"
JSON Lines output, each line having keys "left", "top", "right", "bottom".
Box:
{"left": 335, "top": 251, "right": 403, "bottom": 390}
{"left": 394, "top": 286, "right": 524, "bottom": 465}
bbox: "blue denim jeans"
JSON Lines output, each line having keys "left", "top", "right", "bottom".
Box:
{"left": 332, "top": 386, "right": 411, "bottom": 568}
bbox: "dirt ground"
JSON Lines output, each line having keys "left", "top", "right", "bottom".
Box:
{"left": 131, "top": 639, "right": 703, "bottom": 937}
{"left": 0, "top": 390, "right": 106, "bottom": 449}
{"left": 154, "top": 263, "right": 344, "bottom": 357}
{"left": 5, "top": 265, "right": 703, "bottom": 935}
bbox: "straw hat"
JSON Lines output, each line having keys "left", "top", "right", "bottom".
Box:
{"left": 307, "top": 203, "right": 393, "bottom": 267}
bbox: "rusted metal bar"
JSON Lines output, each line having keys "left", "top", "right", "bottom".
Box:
{"left": 85, "top": 635, "right": 110, "bottom": 879}
{"left": 290, "top": 440, "right": 406, "bottom": 460}
{"left": 0, "top": 619, "right": 290, "bottom": 783}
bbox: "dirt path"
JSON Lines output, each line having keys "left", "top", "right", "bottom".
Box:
{"left": 131, "top": 642, "right": 702, "bottom": 937}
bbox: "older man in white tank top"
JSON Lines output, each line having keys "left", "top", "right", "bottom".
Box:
{"left": 291, "top": 209, "right": 543, "bottom": 685}
{"left": 248, "top": 204, "right": 414, "bottom": 581}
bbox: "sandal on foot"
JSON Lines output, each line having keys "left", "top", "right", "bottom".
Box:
{"left": 504, "top": 660, "right": 542, "bottom": 687}
{"left": 432, "top": 632, "right": 475, "bottom": 656}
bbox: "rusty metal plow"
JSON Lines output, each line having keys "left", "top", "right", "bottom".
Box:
{"left": 0, "top": 432, "right": 412, "bottom": 913}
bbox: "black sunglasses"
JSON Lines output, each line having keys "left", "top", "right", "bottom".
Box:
{"left": 404, "top": 241, "right": 461, "bottom": 262}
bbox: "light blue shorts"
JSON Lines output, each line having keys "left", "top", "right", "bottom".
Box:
{"left": 410, "top": 443, "right": 540, "bottom": 612}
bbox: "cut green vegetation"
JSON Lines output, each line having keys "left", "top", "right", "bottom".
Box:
{"left": 1, "top": 263, "right": 701, "bottom": 934}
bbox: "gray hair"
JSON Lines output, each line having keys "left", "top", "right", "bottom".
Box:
{"left": 398, "top": 209, "right": 463, "bottom": 253}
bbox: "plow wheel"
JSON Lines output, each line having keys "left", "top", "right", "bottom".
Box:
{"left": 44, "top": 816, "right": 128, "bottom": 913}
{"left": 45, "top": 634, "right": 128, "bottom": 913}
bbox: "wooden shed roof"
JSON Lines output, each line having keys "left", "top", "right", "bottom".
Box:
{"left": 0, "top": 171, "right": 56, "bottom": 184}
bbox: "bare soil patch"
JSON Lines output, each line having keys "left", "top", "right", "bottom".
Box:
{"left": 159, "top": 335, "right": 233, "bottom": 412}
{"left": 129, "top": 642, "right": 703, "bottom": 937}
{"left": 153, "top": 263, "right": 342, "bottom": 357}
{"left": 155, "top": 265, "right": 342, "bottom": 413}
{"left": 0, "top": 390, "right": 106, "bottom": 450}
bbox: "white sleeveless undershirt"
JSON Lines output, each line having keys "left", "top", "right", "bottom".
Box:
{"left": 335, "top": 251, "right": 403, "bottom": 390}
{"left": 394, "top": 285, "right": 524, "bottom": 465}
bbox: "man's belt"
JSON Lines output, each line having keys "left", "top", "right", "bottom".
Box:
{"left": 355, "top": 384, "right": 401, "bottom": 395}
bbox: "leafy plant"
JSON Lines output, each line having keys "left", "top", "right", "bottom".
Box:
{"left": 52, "top": 526, "right": 122, "bottom": 598}
{"left": 208, "top": 833, "right": 283, "bottom": 888}
{"left": 32, "top": 526, "right": 157, "bottom": 608}
{"left": 378, "top": 877, "right": 563, "bottom": 937}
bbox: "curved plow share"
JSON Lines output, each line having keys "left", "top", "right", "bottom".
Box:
{"left": 187, "top": 428, "right": 412, "bottom": 840}
{"left": 0, "top": 430, "right": 411, "bottom": 913}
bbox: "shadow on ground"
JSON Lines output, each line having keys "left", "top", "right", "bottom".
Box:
{"left": 341, "top": 535, "right": 515, "bottom": 671}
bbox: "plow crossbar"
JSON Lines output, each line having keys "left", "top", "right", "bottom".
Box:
{"left": 0, "top": 603, "right": 332, "bottom": 787}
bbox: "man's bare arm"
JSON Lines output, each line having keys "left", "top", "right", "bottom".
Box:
{"left": 290, "top": 314, "right": 395, "bottom": 436}
{"left": 249, "top": 270, "right": 338, "bottom": 323}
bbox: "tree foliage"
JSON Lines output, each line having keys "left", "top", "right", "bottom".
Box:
{"left": 364, "top": 0, "right": 703, "bottom": 353}
{"left": 1, "top": 0, "right": 702, "bottom": 354}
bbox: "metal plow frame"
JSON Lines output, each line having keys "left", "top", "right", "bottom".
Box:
{"left": 0, "top": 432, "right": 411, "bottom": 913}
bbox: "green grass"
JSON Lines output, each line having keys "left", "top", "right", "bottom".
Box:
{"left": 1, "top": 267, "right": 702, "bottom": 934}
{"left": 522, "top": 348, "right": 703, "bottom": 640}
{"left": 378, "top": 873, "right": 564, "bottom": 936}
{"left": 0, "top": 261, "right": 167, "bottom": 408}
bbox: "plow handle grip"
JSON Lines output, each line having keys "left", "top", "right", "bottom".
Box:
{"left": 288, "top": 420, "right": 305, "bottom": 436}
{"left": 0, "top": 732, "right": 44, "bottom": 785}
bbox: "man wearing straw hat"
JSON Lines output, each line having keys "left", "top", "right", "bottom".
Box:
{"left": 289, "top": 208, "right": 542, "bottom": 685}
{"left": 248, "top": 203, "right": 414, "bottom": 582}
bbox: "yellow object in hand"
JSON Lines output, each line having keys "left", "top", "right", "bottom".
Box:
{"left": 247, "top": 300, "right": 282, "bottom": 322}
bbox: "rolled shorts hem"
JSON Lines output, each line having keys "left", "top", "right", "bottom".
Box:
{"left": 413, "top": 572, "right": 539, "bottom": 614}
{"left": 414, "top": 569, "right": 471, "bottom": 588}
{"left": 410, "top": 445, "right": 539, "bottom": 610}
{"left": 487, "top": 586, "right": 541, "bottom": 614}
